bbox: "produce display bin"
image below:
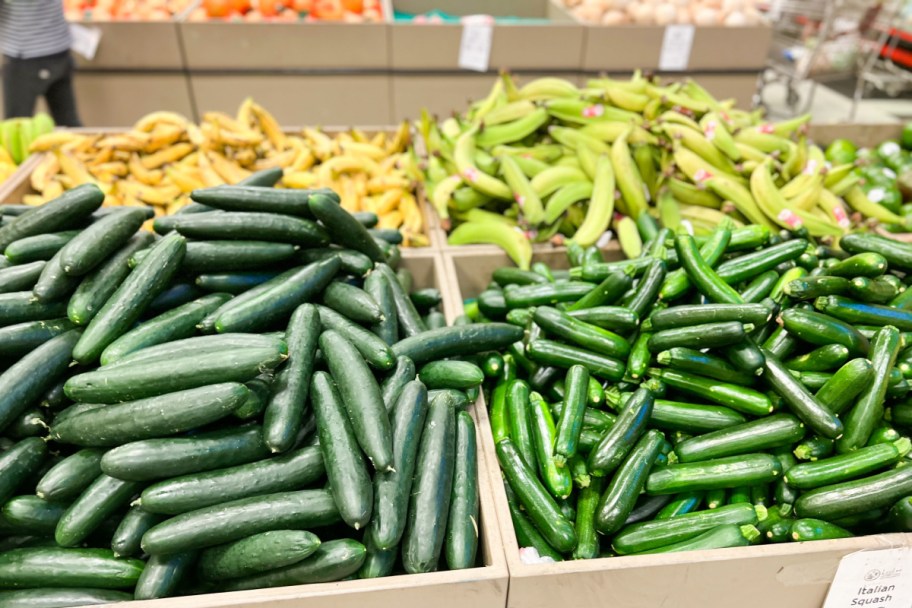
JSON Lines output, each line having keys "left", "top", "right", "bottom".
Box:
{"left": 71, "top": 21, "right": 184, "bottom": 70}
{"left": 0, "top": 154, "right": 41, "bottom": 205}
{"left": 809, "top": 124, "right": 904, "bottom": 148}
{"left": 74, "top": 73, "right": 196, "bottom": 127}
{"left": 444, "top": 246, "right": 912, "bottom": 608}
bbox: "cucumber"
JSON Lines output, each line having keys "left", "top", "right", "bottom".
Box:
{"left": 419, "top": 360, "right": 484, "bottom": 390}
{"left": 762, "top": 349, "right": 844, "bottom": 439}
{"left": 298, "top": 248, "right": 374, "bottom": 278}
{"left": 675, "top": 414, "right": 806, "bottom": 463}
{"left": 636, "top": 523, "right": 757, "bottom": 554}
{"left": 55, "top": 475, "right": 143, "bottom": 547}
{"left": 221, "top": 539, "right": 365, "bottom": 591}
{"left": 402, "top": 390, "right": 457, "bottom": 573}
{"left": 160, "top": 211, "right": 328, "bottom": 246}
{"left": 307, "top": 192, "right": 385, "bottom": 262}
{"left": 145, "top": 283, "right": 203, "bottom": 317}
{"left": 5, "top": 231, "right": 80, "bottom": 264}
{"left": 784, "top": 438, "right": 911, "bottom": 489}
{"left": 52, "top": 383, "right": 250, "bottom": 447}
{"left": 7, "top": 408, "right": 47, "bottom": 439}
{"left": 190, "top": 185, "right": 327, "bottom": 216}
{"left": 104, "top": 333, "right": 284, "bottom": 369}
{"left": 359, "top": 527, "right": 397, "bottom": 579}
{"left": 214, "top": 258, "right": 341, "bottom": 334}
{"left": 316, "top": 305, "right": 395, "bottom": 370}
{"left": 321, "top": 330, "right": 393, "bottom": 472}
{"left": 0, "top": 291, "right": 66, "bottom": 326}
{"left": 0, "top": 588, "right": 132, "bottom": 607}
{"left": 392, "top": 323, "right": 523, "bottom": 364}
{"left": 100, "top": 425, "right": 269, "bottom": 481}
{"left": 650, "top": 400, "right": 748, "bottom": 434}
{"left": 139, "top": 445, "right": 324, "bottom": 515}
{"left": 646, "top": 453, "right": 783, "bottom": 494}
{"left": 73, "top": 232, "right": 185, "bottom": 364}
{"left": 98, "top": 293, "right": 230, "bottom": 365}
{"left": 410, "top": 287, "right": 442, "bottom": 313}
{"left": 32, "top": 248, "right": 80, "bottom": 303}
{"left": 2, "top": 496, "right": 66, "bottom": 536}
{"left": 311, "top": 371, "right": 373, "bottom": 530}
{"left": 380, "top": 356, "right": 417, "bottom": 412}
{"left": 60, "top": 209, "right": 147, "bottom": 276}
{"left": 0, "top": 318, "right": 74, "bottom": 359}
{"left": 588, "top": 387, "right": 654, "bottom": 476}
{"left": 169, "top": 240, "right": 294, "bottom": 274}
{"left": 141, "top": 489, "right": 340, "bottom": 555}
{"left": 0, "top": 261, "right": 45, "bottom": 293}
{"left": 446, "top": 410, "right": 479, "bottom": 570}
{"left": 111, "top": 507, "right": 162, "bottom": 557}
{"left": 0, "top": 184, "right": 104, "bottom": 251}
{"left": 527, "top": 339, "right": 626, "bottom": 382}
{"left": 68, "top": 233, "right": 154, "bottom": 327}
{"left": 0, "top": 547, "right": 143, "bottom": 589}
{"left": 795, "top": 465, "right": 912, "bottom": 520}
{"left": 375, "top": 264, "right": 426, "bottom": 337}
{"left": 133, "top": 551, "right": 195, "bottom": 600}
{"left": 238, "top": 167, "right": 284, "bottom": 187}
{"left": 612, "top": 502, "right": 759, "bottom": 554}
{"left": 534, "top": 306, "right": 630, "bottom": 359}
{"left": 66, "top": 347, "right": 285, "bottom": 403}
{"left": 596, "top": 429, "right": 665, "bottom": 534}
{"left": 364, "top": 270, "right": 398, "bottom": 346}
{"left": 195, "top": 271, "right": 279, "bottom": 295}
{"left": 35, "top": 449, "right": 103, "bottom": 502}
{"left": 198, "top": 530, "right": 321, "bottom": 581}
{"left": 322, "top": 281, "right": 384, "bottom": 324}
{"left": 371, "top": 381, "right": 428, "bottom": 550}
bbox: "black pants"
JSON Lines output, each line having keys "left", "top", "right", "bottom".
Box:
{"left": 3, "top": 51, "right": 81, "bottom": 127}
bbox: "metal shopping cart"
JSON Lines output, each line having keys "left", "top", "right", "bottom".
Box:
{"left": 851, "top": 0, "right": 912, "bottom": 118}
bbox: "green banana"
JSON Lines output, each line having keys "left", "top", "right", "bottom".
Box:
{"left": 663, "top": 123, "right": 736, "bottom": 174}
{"left": 454, "top": 126, "right": 513, "bottom": 201}
{"left": 548, "top": 126, "right": 610, "bottom": 154}
{"left": 491, "top": 144, "right": 564, "bottom": 163}
{"left": 616, "top": 215, "right": 643, "bottom": 258}
{"left": 668, "top": 177, "right": 723, "bottom": 209}
{"left": 500, "top": 154, "right": 545, "bottom": 226}
{"left": 430, "top": 174, "right": 462, "bottom": 221}
{"left": 544, "top": 99, "right": 642, "bottom": 125}
{"left": 448, "top": 220, "right": 532, "bottom": 270}
{"left": 476, "top": 107, "right": 550, "bottom": 149}
{"left": 531, "top": 166, "right": 588, "bottom": 198}
{"left": 571, "top": 154, "right": 615, "bottom": 248}
{"left": 482, "top": 100, "right": 538, "bottom": 127}
{"left": 451, "top": 186, "right": 492, "bottom": 212}
{"left": 606, "top": 87, "right": 651, "bottom": 112}
{"left": 512, "top": 155, "right": 551, "bottom": 178}
{"left": 612, "top": 129, "right": 648, "bottom": 220}
{"left": 544, "top": 182, "right": 594, "bottom": 225}
{"left": 699, "top": 112, "right": 741, "bottom": 161}
{"left": 518, "top": 77, "right": 579, "bottom": 101}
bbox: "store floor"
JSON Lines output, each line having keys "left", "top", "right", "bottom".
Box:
{"left": 761, "top": 74, "right": 912, "bottom": 123}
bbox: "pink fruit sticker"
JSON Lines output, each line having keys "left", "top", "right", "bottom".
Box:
{"left": 703, "top": 120, "right": 717, "bottom": 141}
{"left": 463, "top": 167, "right": 479, "bottom": 183}
{"left": 515, "top": 194, "right": 525, "bottom": 207}
{"left": 777, "top": 209, "right": 803, "bottom": 230}
{"left": 833, "top": 206, "right": 850, "bottom": 229}
{"left": 758, "top": 124, "right": 775, "bottom": 134}
{"left": 582, "top": 104, "right": 605, "bottom": 119}
{"left": 694, "top": 169, "right": 714, "bottom": 183}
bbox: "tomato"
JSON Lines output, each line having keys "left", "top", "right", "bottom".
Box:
{"left": 311, "top": 0, "right": 343, "bottom": 19}
{"left": 203, "top": 0, "right": 232, "bottom": 18}
{"left": 230, "top": 0, "right": 250, "bottom": 14}
{"left": 825, "top": 138, "right": 857, "bottom": 165}
{"left": 341, "top": 0, "right": 362, "bottom": 12}
{"left": 291, "top": 0, "right": 311, "bottom": 11}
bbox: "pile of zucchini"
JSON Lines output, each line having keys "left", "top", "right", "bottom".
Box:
{"left": 469, "top": 223, "right": 912, "bottom": 560}
{"left": 0, "top": 169, "right": 513, "bottom": 606}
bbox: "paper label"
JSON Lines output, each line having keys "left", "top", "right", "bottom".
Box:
{"left": 769, "top": 0, "right": 784, "bottom": 20}
{"left": 458, "top": 17, "right": 493, "bottom": 73}
{"left": 70, "top": 23, "right": 102, "bottom": 61}
{"left": 823, "top": 547, "right": 912, "bottom": 608}
{"left": 659, "top": 24, "right": 695, "bottom": 72}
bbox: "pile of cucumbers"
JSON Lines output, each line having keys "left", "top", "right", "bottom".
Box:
{"left": 467, "top": 221, "right": 912, "bottom": 560}
{"left": 0, "top": 168, "right": 511, "bottom": 606}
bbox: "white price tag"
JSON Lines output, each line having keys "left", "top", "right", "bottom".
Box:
{"left": 69, "top": 23, "right": 102, "bottom": 61}
{"left": 823, "top": 547, "right": 912, "bottom": 608}
{"left": 659, "top": 24, "right": 695, "bottom": 72}
{"left": 769, "top": 0, "right": 785, "bottom": 20}
{"left": 458, "top": 16, "right": 493, "bottom": 73}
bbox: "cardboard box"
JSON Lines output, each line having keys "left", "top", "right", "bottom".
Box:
{"left": 179, "top": 22, "right": 389, "bottom": 70}
{"left": 72, "top": 22, "right": 184, "bottom": 70}
{"left": 190, "top": 74, "right": 393, "bottom": 126}
{"left": 73, "top": 73, "right": 195, "bottom": 127}
{"left": 389, "top": 0, "right": 583, "bottom": 71}
{"left": 581, "top": 24, "right": 773, "bottom": 72}
{"left": 444, "top": 246, "right": 912, "bottom": 608}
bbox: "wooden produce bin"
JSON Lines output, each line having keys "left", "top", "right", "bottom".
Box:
{"left": 74, "top": 73, "right": 195, "bottom": 128}
{"left": 71, "top": 21, "right": 184, "bottom": 70}
{"left": 0, "top": 154, "right": 42, "bottom": 205}
{"left": 388, "top": 0, "right": 584, "bottom": 71}
{"left": 444, "top": 247, "right": 912, "bottom": 608}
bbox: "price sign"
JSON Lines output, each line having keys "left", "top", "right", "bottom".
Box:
{"left": 458, "top": 16, "right": 493, "bottom": 73}
{"left": 822, "top": 547, "right": 912, "bottom": 608}
{"left": 70, "top": 23, "right": 102, "bottom": 61}
{"left": 659, "top": 24, "right": 695, "bottom": 71}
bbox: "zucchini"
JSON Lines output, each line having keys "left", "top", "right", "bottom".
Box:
{"left": 160, "top": 211, "right": 329, "bottom": 246}
{"left": 674, "top": 414, "right": 806, "bottom": 463}
{"left": 636, "top": 524, "right": 757, "bottom": 554}
{"left": 783, "top": 344, "right": 850, "bottom": 372}
{"left": 761, "top": 349, "right": 843, "bottom": 439}
{"left": 648, "top": 367, "right": 773, "bottom": 416}
{"left": 840, "top": 233, "right": 912, "bottom": 271}
{"left": 504, "top": 282, "right": 596, "bottom": 308}
{"left": 55, "top": 475, "right": 143, "bottom": 547}
{"left": 566, "top": 269, "right": 633, "bottom": 312}
{"left": 794, "top": 465, "right": 912, "bottom": 520}
{"left": 139, "top": 445, "right": 324, "bottom": 515}
{"left": 780, "top": 308, "right": 869, "bottom": 355}
{"left": 567, "top": 306, "right": 639, "bottom": 333}
{"left": 238, "top": 167, "right": 283, "bottom": 187}
{"left": 646, "top": 453, "right": 783, "bottom": 494}
{"left": 815, "top": 295, "right": 912, "bottom": 332}
{"left": 530, "top": 391, "right": 572, "bottom": 499}
{"left": 0, "top": 547, "right": 143, "bottom": 589}
{"left": 392, "top": 323, "right": 523, "bottom": 365}
{"left": 625, "top": 258, "right": 667, "bottom": 319}
{"left": 527, "top": 339, "right": 626, "bottom": 382}
{"left": 554, "top": 365, "right": 590, "bottom": 463}
{"left": 889, "top": 496, "right": 912, "bottom": 531}
{"left": 534, "top": 306, "right": 630, "bottom": 359}
{"left": 650, "top": 400, "right": 748, "bottom": 434}
{"left": 612, "top": 502, "right": 759, "bottom": 554}
{"left": 0, "top": 184, "right": 104, "bottom": 250}
{"left": 596, "top": 429, "right": 665, "bottom": 534}
{"left": 446, "top": 410, "right": 479, "bottom": 570}
{"left": 198, "top": 530, "right": 321, "bottom": 581}
{"left": 655, "top": 347, "right": 754, "bottom": 385}
{"left": 676, "top": 234, "right": 744, "bottom": 304}
{"left": 643, "top": 303, "right": 771, "bottom": 331}
{"left": 221, "top": 539, "right": 365, "bottom": 591}
{"left": 784, "top": 438, "right": 911, "bottom": 489}
{"left": 588, "top": 387, "right": 653, "bottom": 477}
{"left": 790, "top": 518, "right": 853, "bottom": 541}
{"left": 5, "top": 230, "right": 80, "bottom": 264}
{"left": 647, "top": 321, "right": 750, "bottom": 353}
{"left": 59, "top": 208, "right": 147, "bottom": 276}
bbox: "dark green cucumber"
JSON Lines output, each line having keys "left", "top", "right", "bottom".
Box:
{"left": 650, "top": 399, "right": 748, "bottom": 434}
{"left": 52, "top": 383, "right": 249, "bottom": 447}
{"left": 646, "top": 453, "right": 783, "bottom": 494}
{"left": 0, "top": 261, "right": 45, "bottom": 293}
{"left": 197, "top": 267, "right": 299, "bottom": 332}
{"left": 596, "top": 429, "right": 665, "bottom": 534}
{"left": 311, "top": 371, "right": 373, "bottom": 530}
{"left": 31, "top": 248, "right": 79, "bottom": 303}
{"left": 0, "top": 318, "right": 74, "bottom": 359}
{"left": 195, "top": 271, "right": 279, "bottom": 295}
{"left": 795, "top": 465, "right": 912, "bottom": 520}
{"left": 784, "top": 344, "right": 850, "bottom": 372}
{"left": 790, "top": 518, "right": 853, "bottom": 541}
{"left": 534, "top": 306, "right": 630, "bottom": 359}
{"left": 0, "top": 588, "right": 132, "bottom": 607}
{"left": 134, "top": 551, "right": 195, "bottom": 600}
{"left": 161, "top": 211, "right": 328, "bottom": 246}
{"left": 446, "top": 410, "right": 479, "bottom": 570}
{"left": 358, "top": 528, "right": 396, "bottom": 579}
{"left": 530, "top": 391, "right": 572, "bottom": 499}
{"left": 401, "top": 390, "right": 457, "bottom": 573}
{"left": 66, "top": 232, "right": 155, "bottom": 326}
{"left": 716, "top": 239, "right": 808, "bottom": 284}
{"left": 567, "top": 306, "right": 639, "bottom": 333}
{"left": 762, "top": 349, "right": 844, "bottom": 439}
{"left": 648, "top": 367, "right": 773, "bottom": 416}
{"left": 643, "top": 303, "right": 771, "bottom": 332}
{"left": 838, "top": 326, "right": 901, "bottom": 453}
{"left": 816, "top": 295, "right": 912, "bottom": 331}
{"left": 2, "top": 496, "right": 66, "bottom": 535}
{"left": 371, "top": 381, "right": 428, "bottom": 550}
{"left": 0, "top": 329, "right": 80, "bottom": 434}
{"left": 656, "top": 347, "right": 754, "bottom": 385}
{"left": 98, "top": 293, "right": 230, "bottom": 365}
{"left": 588, "top": 387, "right": 654, "bottom": 476}
{"left": 232, "top": 376, "right": 271, "bottom": 421}
{"left": 321, "top": 330, "right": 393, "bottom": 471}
{"left": 410, "top": 287, "right": 442, "bottom": 312}
{"left": 73, "top": 232, "right": 185, "bottom": 363}
{"left": 625, "top": 258, "right": 667, "bottom": 318}
{"left": 55, "top": 475, "right": 142, "bottom": 547}
{"left": 0, "top": 547, "right": 142, "bottom": 590}
{"left": 308, "top": 192, "right": 385, "bottom": 262}
{"left": 647, "top": 321, "right": 750, "bottom": 353}
{"left": 198, "top": 530, "right": 320, "bottom": 581}
{"left": 527, "top": 339, "right": 625, "bottom": 381}
{"left": 612, "top": 502, "right": 759, "bottom": 554}
{"left": 263, "top": 304, "right": 319, "bottom": 453}
{"left": 317, "top": 305, "right": 395, "bottom": 370}
{"left": 35, "top": 448, "right": 103, "bottom": 503}
{"left": 298, "top": 248, "right": 374, "bottom": 278}
{"left": 214, "top": 257, "right": 340, "bottom": 333}
{"left": 392, "top": 323, "right": 523, "bottom": 364}
{"left": 237, "top": 167, "right": 283, "bottom": 187}
{"left": 380, "top": 356, "right": 417, "bottom": 412}
{"left": 364, "top": 270, "right": 398, "bottom": 346}
{"left": 674, "top": 414, "right": 806, "bottom": 463}
{"left": 0, "top": 184, "right": 104, "bottom": 251}
{"left": 6, "top": 408, "right": 46, "bottom": 439}
{"left": 65, "top": 347, "right": 284, "bottom": 403}
{"left": 103, "top": 333, "right": 285, "bottom": 369}
{"left": 496, "top": 439, "right": 577, "bottom": 553}
{"left": 141, "top": 489, "right": 340, "bottom": 555}
{"left": 322, "top": 281, "right": 383, "bottom": 324}
{"left": 826, "top": 252, "right": 888, "bottom": 278}
{"left": 59, "top": 208, "right": 147, "bottom": 276}
{"left": 111, "top": 506, "right": 163, "bottom": 557}
{"left": 221, "top": 539, "right": 365, "bottom": 591}
{"left": 191, "top": 185, "right": 329, "bottom": 216}
{"left": 554, "top": 365, "right": 590, "bottom": 464}
{"left": 139, "top": 445, "right": 324, "bottom": 515}
{"left": 100, "top": 425, "right": 268, "bottom": 482}
{"left": 784, "top": 438, "right": 911, "bottom": 489}
{"left": 5, "top": 230, "right": 79, "bottom": 264}
{"left": 419, "top": 360, "right": 484, "bottom": 390}
{"left": 375, "top": 264, "right": 425, "bottom": 337}
{"left": 567, "top": 268, "right": 634, "bottom": 312}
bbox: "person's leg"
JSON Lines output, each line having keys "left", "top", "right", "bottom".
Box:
{"left": 43, "top": 53, "right": 82, "bottom": 127}
{"left": 2, "top": 57, "right": 42, "bottom": 119}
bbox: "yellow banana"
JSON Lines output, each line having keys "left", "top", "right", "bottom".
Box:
{"left": 283, "top": 171, "right": 318, "bottom": 189}
{"left": 387, "top": 122, "right": 410, "bottom": 153}
{"left": 236, "top": 97, "right": 256, "bottom": 130}
{"left": 30, "top": 154, "right": 60, "bottom": 192}
{"left": 611, "top": 130, "right": 648, "bottom": 219}
{"left": 302, "top": 128, "right": 334, "bottom": 161}
{"left": 134, "top": 111, "right": 189, "bottom": 133}
{"left": 448, "top": 220, "right": 532, "bottom": 270}
{"left": 400, "top": 192, "right": 423, "bottom": 234}
{"left": 141, "top": 143, "right": 194, "bottom": 170}
{"left": 127, "top": 154, "right": 163, "bottom": 186}
{"left": 95, "top": 133, "right": 149, "bottom": 152}
{"left": 144, "top": 124, "right": 186, "bottom": 153}
{"left": 55, "top": 151, "right": 95, "bottom": 186}
{"left": 28, "top": 131, "right": 84, "bottom": 153}
{"left": 89, "top": 161, "right": 129, "bottom": 179}
{"left": 208, "top": 152, "right": 250, "bottom": 184}
{"left": 42, "top": 179, "right": 64, "bottom": 201}
{"left": 165, "top": 165, "right": 204, "bottom": 193}
{"left": 197, "top": 153, "right": 224, "bottom": 188}
{"left": 251, "top": 102, "right": 286, "bottom": 151}
{"left": 429, "top": 174, "right": 462, "bottom": 222}
{"left": 340, "top": 141, "right": 387, "bottom": 160}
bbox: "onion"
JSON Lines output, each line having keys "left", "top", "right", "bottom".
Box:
{"left": 601, "top": 9, "right": 629, "bottom": 24}
{"left": 655, "top": 2, "right": 677, "bottom": 24}
{"left": 693, "top": 6, "right": 720, "bottom": 25}
{"left": 724, "top": 10, "right": 748, "bottom": 25}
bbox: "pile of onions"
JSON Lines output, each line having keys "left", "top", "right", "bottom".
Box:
{"left": 563, "top": 0, "right": 765, "bottom": 26}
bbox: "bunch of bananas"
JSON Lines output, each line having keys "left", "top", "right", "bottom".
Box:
{"left": 0, "top": 113, "right": 55, "bottom": 184}
{"left": 26, "top": 100, "right": 427, "bottom": 246}
{"left": 418, "top": 72, "right": 901, "bottom": 268}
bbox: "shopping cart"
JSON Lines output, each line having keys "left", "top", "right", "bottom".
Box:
{"left": 851, "top": 0, "right": 912, "bottom": 119}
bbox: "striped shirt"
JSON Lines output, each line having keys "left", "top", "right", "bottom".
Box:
{"left": 0, "top": 0, "right": 71, "bottom": 59}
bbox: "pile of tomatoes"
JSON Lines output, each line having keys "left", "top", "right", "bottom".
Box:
{"left": 189, "top": 0, "right": 383, "bottom": 21}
